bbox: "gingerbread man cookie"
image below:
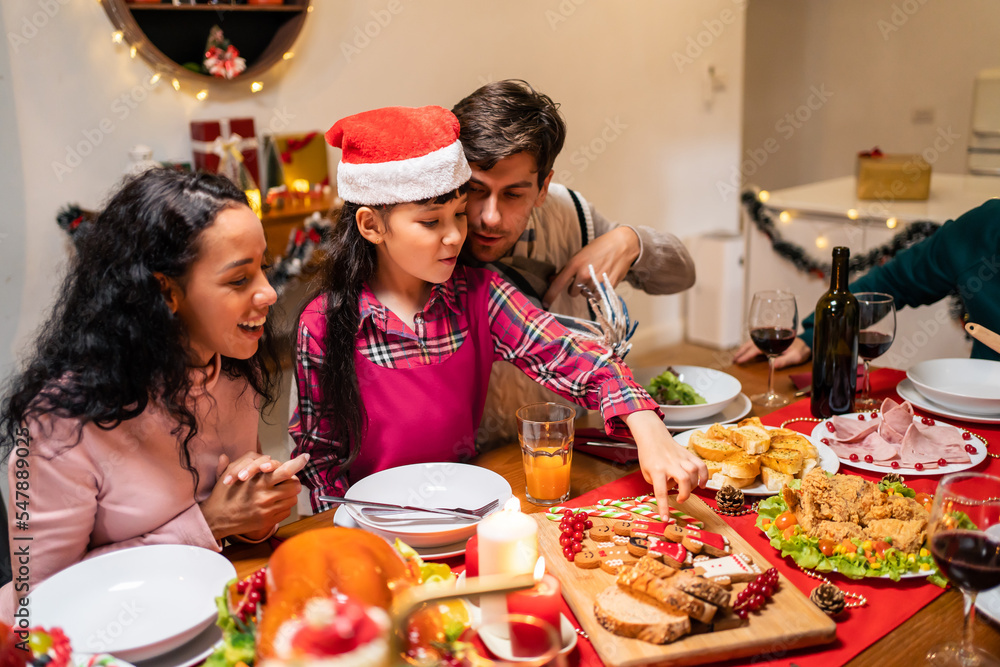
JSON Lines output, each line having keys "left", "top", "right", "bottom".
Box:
{"left": 663, "top": 525, "right": 732, "bottom": 557}
{"left": 646, "top": 539, "right": 692, "bottom": 569}
{"left": 574, "top": 546, "right": 635, "bottom": 570}
{"left": 589, "top": 525, "right": 614, "bottom": 542}
{"left": 690, "top": 553, "right": 761, "bottom": 583}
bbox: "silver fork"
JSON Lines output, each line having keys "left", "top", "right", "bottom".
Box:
{"left": 319, "top": 496, "right": 500, "bottom": 521}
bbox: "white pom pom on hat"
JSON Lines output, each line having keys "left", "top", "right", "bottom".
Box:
{"left": 325, "top": 105, "right": 472, "bottom": 206}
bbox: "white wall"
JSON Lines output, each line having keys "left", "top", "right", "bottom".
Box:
{"left": 742, "top": 0, "right": 1000, "bottom": 191}
{"left": 0, "top": 0, "right": 745, "bottom": 383}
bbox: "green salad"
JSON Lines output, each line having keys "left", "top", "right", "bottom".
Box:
{"left": 646, "top": 367, "right": 706, "bottom": 405}
{"left": 755, "top": 477, "right": 948, "bottom": 586}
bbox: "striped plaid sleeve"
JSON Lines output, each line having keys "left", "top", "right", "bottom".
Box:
{"left": 485, "top": 273, "right": 659, "bottom": 436}
{"left": 289, "top": 309, "right": 350, "bottom": 512}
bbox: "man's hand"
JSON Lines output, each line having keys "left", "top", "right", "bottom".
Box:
{"left": 733, "top": 336, "right": 812, "bottom": 369}
{"left": 542, "top": 226, "right": 640, "bottom": 308}
{"left": 624, "top": 410, "right": 707, "bottom": 511}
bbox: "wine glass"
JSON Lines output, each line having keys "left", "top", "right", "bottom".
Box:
{"left": 926, "top": 472, "right": 1000, "bottom": 666}
{"left": 855, "top": 292, "right": 896, "bottom": 411}
{"left": 747, "top": 290, "right": 799, "bottom": 407}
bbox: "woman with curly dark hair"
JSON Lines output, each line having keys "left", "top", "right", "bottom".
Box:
{"left": 0, "top": 168, "right": 308, "bottom": 622}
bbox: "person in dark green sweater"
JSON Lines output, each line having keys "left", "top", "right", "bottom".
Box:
{"left": 734, "top": 198, "right": 1000, "bottom": 367}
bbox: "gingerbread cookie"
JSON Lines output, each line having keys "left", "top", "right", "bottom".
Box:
{"left": 663, "top": 525, "right": 732, "bottom": 557}
{"left": 647, "top": 539, "right": 692, "bottom": 569}
{"left": 589, "top": 525, "right": 614, "bottom": 542}
{"left": 628, "top": 519, "right": 673, "bottom": 538}
{"left": 627, "top": 535, "right": 650, "bottom": 558}
{"left": 573, "top": 550, "right": 602, "bottom": 569}
{"left": 612, "top": 534, "right": 630, "bottom": 546}
{"left": 690, "top": 553, "right": 761, "bottom": 582}
{"left": 612, "top": 520, "right": 633, "bottom": 536}
{"left": 574, "top": 545, "right": 633, "bottom": 570}
{"left": 600, "top": 557, "right": 635, "bottom": 574}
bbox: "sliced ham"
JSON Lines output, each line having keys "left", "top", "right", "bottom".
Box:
{"left": 899, "top": 423, "right": 971, "bottom": 465}
{"left": 880, "top": 400, "right": 915, "bottom": 444}
{"left": 857, "top": 431, "right": 900, "bottom": 462}
{"left": 829, "top": 415, "right": 879, "bottom": 443}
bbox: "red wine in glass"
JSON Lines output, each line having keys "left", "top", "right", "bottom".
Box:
{"left": 858, "top": 330, "right": 894, "bottom": 360}
{"left": 750, "top": 327, "right": 797, "bottom": 357}
{"left": 931, "top": 530, "right": 1000, "bottom": 592}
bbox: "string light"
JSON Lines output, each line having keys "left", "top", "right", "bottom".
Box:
{"left": 815, "top": 234, "right": 829, "bottom": 249}
{"left": 846, "top": 208, "right": 859, "bottom": 220}
{"left": 111, "top": 30, "right": 124, "bottom": 44}
{"left": 758, "top": 190, "right": 770, "bottom": 203}
{"left": 283, "top": 51, "right": 295, "bottom": 60}
{"left": 149, "top": 72, "right": 161, "bottom": 85}
{"left": 171, "top": 78, "right": 181, "bottom": 91}
{"left": 886, "top": 217, "right": 898, "bottom": 229}
{"left": 195, "top": 89, "right": 209, "bottom": 101}
{"left": 250, "top": 81, "right": 264, "bottom": 93}
{"left": 778, "top": 210, "right": 792, "bottom": 224}
{"left": 129, "top": 44, "right": 138, "bottom": 59}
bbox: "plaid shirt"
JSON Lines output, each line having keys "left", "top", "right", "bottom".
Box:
{"left": 290, "top": 265, "right": 657, "bottom": 511}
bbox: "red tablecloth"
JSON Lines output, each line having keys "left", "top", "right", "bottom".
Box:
{"left": 545, "top": 368, "right": 1000, "bottom": 667}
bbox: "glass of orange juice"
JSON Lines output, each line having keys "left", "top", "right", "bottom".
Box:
{"left": 516, "top": 403, "right": 575, "bottom": 506}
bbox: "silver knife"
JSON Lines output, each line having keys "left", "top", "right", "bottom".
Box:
{"left": 580, "top": 440, "right": 638, "bottom": 450}
{"left": 318, "top": 496, "right": 481, "bottom": 520}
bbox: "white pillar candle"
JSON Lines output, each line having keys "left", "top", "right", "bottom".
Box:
{"left": 477, "top": 498, "right": 539, "bottom": 633}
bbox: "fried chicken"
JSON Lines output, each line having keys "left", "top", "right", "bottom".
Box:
{"left": 864, "top": 518, "right": 926, "bottom": 553}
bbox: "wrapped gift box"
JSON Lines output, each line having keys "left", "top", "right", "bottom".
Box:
{"left": 265, "top": 132, "right": 329, "bottom": 194}
{"left": 190, "top": 117, "right": 260, "bottom": 188}
{"left": 856, "top": 149, "right": 931, "bottom": 200}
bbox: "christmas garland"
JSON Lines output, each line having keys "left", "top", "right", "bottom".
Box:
{"left": 741, "top": 188, "right": 966, "bottom": 322}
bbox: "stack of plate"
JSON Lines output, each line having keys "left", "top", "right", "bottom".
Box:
{"left": 898, "top": 358, "right": 1000, "bottom": 423}
{"left": 31, "top": 545, "right": 234, "bottom": 667}
{"left": 634, "top": 365, "right": 751, "bottom": 431}
{"left": 334, "top": 462, "right": 512, "bottom": 559}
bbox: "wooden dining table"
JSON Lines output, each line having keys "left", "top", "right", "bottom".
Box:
{"left": 224, "top": 342, "right": 1000, "bottom": 665}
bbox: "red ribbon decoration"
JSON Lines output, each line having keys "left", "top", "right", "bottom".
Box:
{"left": 280, "top": 132, "right": 319, "bottom": 164}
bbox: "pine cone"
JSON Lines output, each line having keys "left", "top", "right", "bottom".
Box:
{"left": 881, "top": 472, "right": 904, "bottom": 485}
{"left": 810, "top": 582, "right": 846, "bottom": 616}
{"left": 716, "top": 484, "right": 745, "bottom": 514}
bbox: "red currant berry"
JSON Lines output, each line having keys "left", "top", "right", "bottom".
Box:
{"left": 572, "top": 543, "right": 583, "bottom": 553}
{"left": 825, "top": 421, "right": 836, "bottom": 432}
{"left": 871, "top": 412, "right": 879, "bottom": 419}
{"left": 236, "top": 579, "right": 249, "bottom": 594}
{"left": 849, "top": 453, "right": 859, "bottom": 461}
{"left": 966, "top": 444, "right": 978, "bottom": 454}
{"left": 938, "top": 458, "right": 947, "bottom": 467}
{"left": 864, "top": 454, "right": 874, "bottom": 463}
{"left": 752, "top": 594, "right": 766, "bottom": 610}
{"left": 572, "top": 530, "right": 584, "bottom": 540}
{"left": 244, "top": 600, "right": 257, "bottom": 616}
{"left": 915, "top": 462, "right": 924, "bottom": 471}
{"left": 563, "top": 509, "right": 574, "bottom": 518}
{"left": 584, "top": 520, "right": 593, "bottom": 529}
{"left": 559, "top": 535, "right": 571, "bottom": 547}
{"left": 565, "top": 552, "right": 575, "bottom": 561}
{"left": 737, "top": 608, "right": 749, "bottom": 620}
{"left": 821, "top": 438, "right": 830, "bottom": 445}
{"left": 921, "top": 417, "right": 934, "bottom": 426}
{"left": 573, "top": 521, "right": 586, "bottom": 532}
{"left": 891, "top": 461, "right": 900, "bottom": 469}
{"left": 962, "top": 431, "right": 972, "bottom": 440}
{"left": 858, "top": 414, "right": 866, "bottom": 421}
{"left": 247, "top": 589, "right": 261, "bottom": 604}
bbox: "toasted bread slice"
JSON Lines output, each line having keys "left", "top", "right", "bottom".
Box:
{"left": 769, "top": 432, "right": 818, "bottom": 458}
{"left": 760, "top": 466, "right": 793, "bottom": 492}
{"left": 737, "top": 416, "right": 766, "bottom": 430}
{"left": 730, "top": 421, "right": 771, "bottom": 455}
{"left": 710, "top": 472, "right": 756, "bottom": 489}
{"left": 688, "top": 431, "right": 742, "bottom": 462}
{"left": 705, "top": 459, "right": 724, "bottom": 476}
{"left": 797, "top": 456, "right": 821, "bottom": 478}
{"left": 721, "top": 452, "right": 761, "bottom": 479}
{"left": 706, "top": 423, "right": 735, "bottom": 442}
{"left": 670, "top": 573, "right": 733, "bottom": 610}
{"left": 760, "top": 447, "right": 804, "bottom": 474}
{"left": 594, "top": 585, "right": 691, "bottom": 644}
{"left": 618, "top": 568, "right": 718, "bottom": 624}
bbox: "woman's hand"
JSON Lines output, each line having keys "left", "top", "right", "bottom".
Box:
{"left": 216, "top": 451, "right": 277, "bottom": 485}
{"left": 733, "top": 336, "right": 812, "bottom": 369}
{"left": 200, "top": 453, "right": 310, "bottom": 541}
{"left": 624, "top": 410, "right": 708, "bottom": 509}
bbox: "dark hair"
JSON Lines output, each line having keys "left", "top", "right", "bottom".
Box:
{"left": 0, "top": 168, "right": 279, "bottom": 490}
{"left": 307, "top": 185, "right": 469, "bottom": 471}
{"left": 452, "top": 79, "right": 566, "bottom": 187}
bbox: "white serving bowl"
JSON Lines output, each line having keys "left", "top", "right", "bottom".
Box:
{"left": 31, "top": 545, "right": 234, "bottom": 663}
{"left": 345, "top": 462, "right": 512, "bottom": 548}
{"left": 907, "top": 358, "right": 1000, "bottom": 416}
{"left": 643, "top": 365, "right": 743, "bottom": 423}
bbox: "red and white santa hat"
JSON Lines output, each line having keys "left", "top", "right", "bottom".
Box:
{"left": 325, "top": 106, "right": 471, "bottom": 206}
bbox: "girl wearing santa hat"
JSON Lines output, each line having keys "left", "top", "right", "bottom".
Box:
{"left": 289, "top": 106, "right": 706, "bottom": 513}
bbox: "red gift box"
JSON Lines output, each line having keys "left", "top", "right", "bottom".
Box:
{"left": 190, "top": 117, "right": 260, "bottom": 189}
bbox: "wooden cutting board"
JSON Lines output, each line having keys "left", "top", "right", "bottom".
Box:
{"left": 536, "top": 495, "right": 836, "bottom": 666}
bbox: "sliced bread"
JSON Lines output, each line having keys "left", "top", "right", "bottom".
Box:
{"left": 797, "top": 456, "right": 821, "bottom": 478}
{"left": 760, "top": 447, "right": 804, "bottom": 474}
{"left": 706, "top": 423, "right": 735, "bottom": 442}
{"left": 731, "top": 420, "right": 771, "bottom": 455}
{"left": 669, "top": 573, "right": 733, "bottom": 610}
{"left": 760, "top": 466, "right": 793, "bottom": 492}
{"left": 721, "top": 452, "right": 761, "bottom": 479}
{"left": 594, "top": 585, "right": 691, "bottom": 644}
{"left": 710, "top": 472, "right": 756, "bottom": 489}
{"left": 769, "top": 432, "right": 818, "bottom": 458}
{"left": 618, "top": 568, "right": 718, "bottom": 624}
{"left": 688, "top": 431, "right": 742, "bottom": 462}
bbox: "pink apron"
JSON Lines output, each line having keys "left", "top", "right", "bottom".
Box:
{"left": 348, "top": 269, "right": 495, "bottom": 484}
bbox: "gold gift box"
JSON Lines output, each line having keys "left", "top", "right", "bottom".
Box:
{"left": 856, "top": 153, "right": 932, "bottom": 200}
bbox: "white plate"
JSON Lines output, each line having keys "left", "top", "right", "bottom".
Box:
{"left": 647, "top": 366, "right": 743, "bottom": 422}
{"left": 908, "top": 358, "right": 1000, "bottom": 416}
{"left": 132, "top": 622, "right": 222, "bottom": 667}
{"left": 664, "top": 392, "right": 752, "bottom": 431}
{"left": 898, "top": 379, "right": 1000, "bottom": 425}
{"left": 674, "top": 425, "right": 840, "bottom": 495}
{"left": 333, "top": 506, "right": 468, "bottom": 559}
{"left": 345, "top": 463, "right": 512, "bottom": 548}
{"left": 32, "top": 545, "right": 234, "bottom": 663}
{"left": 810, "top": 411, "right": 987, "bottom": 475}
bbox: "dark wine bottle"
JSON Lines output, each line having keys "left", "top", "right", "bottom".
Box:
{"left": 811, "top": 247, "right": 859, "bottom": 418}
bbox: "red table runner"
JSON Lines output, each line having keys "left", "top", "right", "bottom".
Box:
{"left": 550, "top": 368, "right": 1000, "bottom": 667}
